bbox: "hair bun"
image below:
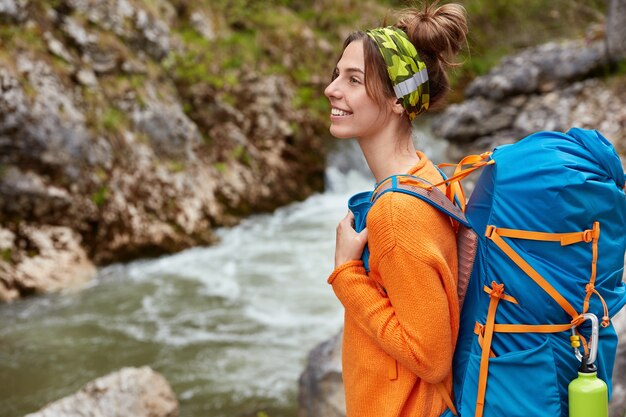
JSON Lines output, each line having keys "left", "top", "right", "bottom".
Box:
{"left": 397, "top": 2, "right": 468, "bottom": 67}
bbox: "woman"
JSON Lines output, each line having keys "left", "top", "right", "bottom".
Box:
{"left": 325, "top": 3, "right": 468, "bottom": 417}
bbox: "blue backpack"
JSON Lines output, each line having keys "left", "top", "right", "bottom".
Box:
{"left": 351, "top": 128, "right": 626, "bottom": 417}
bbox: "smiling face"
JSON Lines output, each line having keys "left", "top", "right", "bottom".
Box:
{"left": 324, "top": 40, "right": 397, "bottom": 140}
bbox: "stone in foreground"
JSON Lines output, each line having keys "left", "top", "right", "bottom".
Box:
{"left": 24, "top": 366, "right": 178, "bottom": 417}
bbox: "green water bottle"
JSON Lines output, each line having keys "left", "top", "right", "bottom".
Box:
{"left": 568, "top": 355, "right": 608, "bottom": 417}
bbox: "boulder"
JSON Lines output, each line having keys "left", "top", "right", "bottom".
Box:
{"left": 24, "top": 366, "right": 178, "bottom": 417}
{"left": 298, "top": 330, "right": 346, "bottom": 417}
{"left": 0, "top": 224, "right": 95, "bottom": 302}
{"left": 465, "top": 40, "right": 608, "bottom": 101}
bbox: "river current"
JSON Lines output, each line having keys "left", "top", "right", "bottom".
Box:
{"left": 0, "top": 123, "right": 447, "bottom": 417}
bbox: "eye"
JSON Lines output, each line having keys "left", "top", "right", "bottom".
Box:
{"left": 349, "top": 76, "right": 362, "bottom": 85}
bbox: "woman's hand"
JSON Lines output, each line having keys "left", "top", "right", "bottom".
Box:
{"left": 334, "top": 210, "right": 369, "bottom": 269}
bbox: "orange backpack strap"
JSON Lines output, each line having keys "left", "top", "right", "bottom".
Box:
{"left": 484, "top": 225, "right": 581, "bottom": 321}
{"left": 435, "top": 380, "right": 458, "bottom": 416}
{"left": 474, "top": 282, "right": 507, "bottom": 417}
{"left": 436, "top": 152, "right": 495, "bottom": 211}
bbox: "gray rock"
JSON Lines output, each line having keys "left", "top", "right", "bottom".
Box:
{"left": 63, "top": 0, "right": 171, "bottom": 60}
{"left": 65, "top": 0, "right": 134, "bottom": 36}
{"left": 298, "top": 330, "right": 345, "bottom": 417}
{"left": 190, "top": 11, "right": 217, "bottom": 41}
{"left": 75, "top": 68, "right": 98, "bottom": 87}
{"left": 607, "top": 0, "right": 626, "bottom": 63}
{"left": 84, "top": 44, "right": 120, "bottom": 74}
{"left": 239, "top": 74, "right": 298, "bottom": 145}
{"left": 0, "top": 66, "right": 29, "bottom": 133}
{"left": 436, "top": 77, "right": 626, "bottom": 150}
{"left": 12, "top": 56, "right": 94, "bottom": 177}
{"left": 62, "top": 16, "right": 98, "bottom": 48}
{"left": 466, "top": 40, "right": 608, "bottom": 101}
{"left": 44, "top": 31, "right": 75, "bottom": 64}
{"left": 0, "top": 166, "right": 76, "bottom": 222}
{"left": 133, "top": 9, "right": 171, "bottom": 60}
{"left": 132, "top": 97, "right": 202, "bottom": 161}
{"left": 0, "top": 0, "right": 28, "bottom": 22}
{"left": 24, "top": 366, "right": 178, "bottom": 417}
{"left": 432, "top": 96, "right": 525, "bottom": 143}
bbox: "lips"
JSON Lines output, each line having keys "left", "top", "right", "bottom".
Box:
{"left": 331, "top": 107, "right": 352, "bottom": 118}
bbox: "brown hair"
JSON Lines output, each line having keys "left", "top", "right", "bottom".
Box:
{"left": 336, "top": 2, "right": 468, "bottom": 116}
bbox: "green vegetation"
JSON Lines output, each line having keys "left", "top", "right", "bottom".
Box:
{"left": 616, "top": 59, "right": 626, "bottom": 76}
{"left": 101, "top": 107, "right": 127, "bottom": 133}
{"left": 94, "top": 168, "right": 109, "bottom": 181}
{"left": 162, "top": 0, "right": 396, "bottom": 128}
{"left": 214, "top": 162, "right": 227, "bottom": 173}
{"left": 294, "top": 86, "right": 328, "bottom": 117}
{"left": 163, "top": 0, "right": 610, "bottom": 130}
{"left": 91, "top": 186, "right": 109, "bottom": 207}
{"left": 232, "top": 144, "right": 253, "bottom": 167}
{"left": 167, "top": 160, "right": 186, "bottom": 173}
{"left": 0, "top": 24, "right": 47, "bottom": 55}
{"left": 0, "top": 248, "right": 12, "bottom": 264}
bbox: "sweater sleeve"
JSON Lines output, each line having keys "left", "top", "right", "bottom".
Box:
{"left": 329, "top": 187, "right": 458, "bottom": 384}
{"left": 327, "top": 260, "right": 391, "bottom": 339}
{"left": 329, "top": 246, "right": 453, "bottom": 384}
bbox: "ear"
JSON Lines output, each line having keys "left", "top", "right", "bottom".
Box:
{"left": 390, "top": 98, "right": 404, "bottom": 116}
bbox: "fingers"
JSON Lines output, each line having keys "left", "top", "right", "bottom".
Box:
{"left": 358, "top": 227, "right": 369, "bottom": 244}
{"left": 334, "top": 216, "right": 367, "bottom": 269}
{"left": 353, "top": 228, "right": 368, "bottom": 254}
{"left": 338, "top": 210, "right": 355, "bottom": 231}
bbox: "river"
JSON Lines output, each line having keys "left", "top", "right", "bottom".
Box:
{"left": 0, "top": 121, "right": 447, "bottom": 417}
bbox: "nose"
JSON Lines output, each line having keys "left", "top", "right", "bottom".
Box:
{"left": 324, "top": 77, "right": 342, "bottom": 100}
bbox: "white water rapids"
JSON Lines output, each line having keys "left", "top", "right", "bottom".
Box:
{"left": 0, "top": 122, "right": 447, "bottom": 417}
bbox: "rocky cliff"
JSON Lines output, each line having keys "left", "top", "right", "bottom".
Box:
{"left": 0, "top": 0, "right": 350, "bottom": 301}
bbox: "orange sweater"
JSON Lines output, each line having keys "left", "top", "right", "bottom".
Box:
{"left": 328, "top": 152, "right": 459, "bottom": 417}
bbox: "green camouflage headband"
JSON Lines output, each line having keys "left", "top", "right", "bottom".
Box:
{"left": 366, "top": 27, "right": 429, "bottom": 121}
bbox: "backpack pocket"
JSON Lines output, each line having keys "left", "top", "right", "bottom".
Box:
{"left": 460, "top": 338, "right": 561, "bottom": 417}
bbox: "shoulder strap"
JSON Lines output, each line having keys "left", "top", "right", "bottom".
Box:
{"left": 372, "top": 175, "right": 471, "bottom": 228}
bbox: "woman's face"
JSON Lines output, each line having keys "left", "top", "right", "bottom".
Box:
{"left": 324, "top": 40, "right": 392, "bottom": 140}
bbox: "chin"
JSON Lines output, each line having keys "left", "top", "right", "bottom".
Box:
{"left": 329, "top": 126, "right": 355, "bottom": 139}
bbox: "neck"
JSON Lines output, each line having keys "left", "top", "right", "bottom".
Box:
{"left": 357, "top": 124, "right": 420, "bottom": 184}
